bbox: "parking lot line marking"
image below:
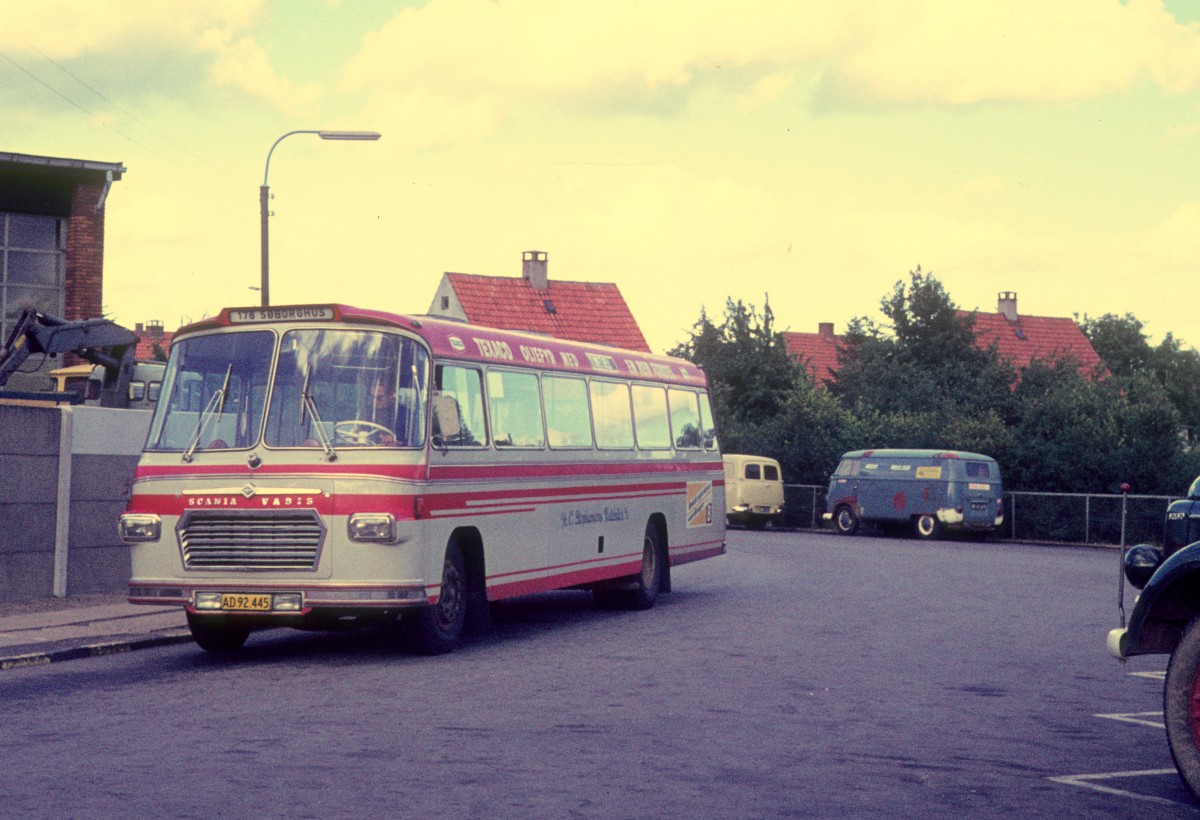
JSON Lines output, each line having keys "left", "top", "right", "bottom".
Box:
{"left": 1130, "top": 670, "right": 1166, "bottom": 681}
{"left": 1048, "top": 769, "right": 1183, "bottom": 806}
{"left": 1095, "top": 711, "right": 1165, "bottom": 729}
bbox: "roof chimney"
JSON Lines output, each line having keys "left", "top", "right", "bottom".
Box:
{"left": 998, "top": 291, "right": 1018, "bottom": 323}
{"left": 818, "top": 322, "right": 834, "bottom": 341}
{"left": 523, "top": 250, "right": 548, "bottom": 290}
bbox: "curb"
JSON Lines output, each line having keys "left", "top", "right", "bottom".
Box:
{"left": 0, "top": 629, "right": 193, "bottom": 671}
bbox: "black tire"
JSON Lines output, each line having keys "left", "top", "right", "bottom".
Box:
{"left": 406, "top": 541, "right": 467, "bottom": 655}
{"left": 187, "top": 613, "right": 250, "bottom": 653}
{"left": 594, "top": 521, "right": 663, "bottom": 611}
{"left": 1165, "top": 616, "right": 1200, "bottom": 798}
{"left": 834, "top": 505, "right": 859, "bottom": 535}
{"left": 914, "top": 514, "right": 941, "bottom": 540}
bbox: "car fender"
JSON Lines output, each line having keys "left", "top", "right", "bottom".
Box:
{"left": 1114, "top": 542, "right": 1200, "bottom": 658}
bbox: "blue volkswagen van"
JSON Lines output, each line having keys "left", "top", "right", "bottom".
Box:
{"left": 824, "top": 449, "right": 1004, "bottom": 539}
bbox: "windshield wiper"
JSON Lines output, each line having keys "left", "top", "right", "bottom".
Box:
{"left": 182, "top": 364, "right": 231, "bottom": 462}
{"left": 300, "top": 369, "right": 337, "bottom": 462}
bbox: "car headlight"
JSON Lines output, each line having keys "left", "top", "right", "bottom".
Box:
{"left": 120, "top": 513, "right": 161, "bottom": 543}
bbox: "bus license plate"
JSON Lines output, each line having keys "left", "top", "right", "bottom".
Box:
{"left": 220, "top": 593, "right": 272, "bottom": 612}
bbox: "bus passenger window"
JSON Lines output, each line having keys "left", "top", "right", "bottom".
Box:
{"left": 668, "top": 388, "right": 702, "bottom": 449}
{"left": 487, "top": 370, "right": 544, "bottom": 448}
{"left": 590, "top": 380, "right": 633, "bottom": 449}
{"left": 434, "top": 365, "right": 487, "bottom": 447}
{"left": 544, "top": 375, "right": 592, "bottom": 448}
{"left": 632, "top": 384, "right": 670, "bottom": 450}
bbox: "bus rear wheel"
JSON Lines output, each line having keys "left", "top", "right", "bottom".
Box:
{"left": 594, "top": 521, "right": 662, "bottom": 611}
{"left": 186, "top": 613, "right": 250, "bottom": 653}
{"left": 914, "top": 514, "right": 941, "bottom": 540}
{"left": 1165, "top": 616, "right": 1200, "bottom": 798}
{"left": 405, "top": 541, "right": 467, "bottom": 655}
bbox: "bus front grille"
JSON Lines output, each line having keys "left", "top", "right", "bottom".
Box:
{"left": 178, "top": 510, "right": 326, "bottom": 570}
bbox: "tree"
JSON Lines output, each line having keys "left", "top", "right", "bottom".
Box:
{"left": 669, "top": 296, "right": 803, "bottom": 453}
{"left": 1082, "top": 312, "right": 1200, "bottom": 448}
{"left": 1079, "top": 313, "right": 1152, "bottom": 380}
{"left": 832, "top": 267, "right": 1016, "bottom": 423}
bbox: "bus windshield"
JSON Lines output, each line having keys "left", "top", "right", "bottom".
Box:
{"left": 146, "top": 331, "right": 274, "bottom": 452}
{"left": 265, "top": 329, "right": 428, "bottom": 448}
{"left": 146, "top": 328, "right": 429, "bottom": 453}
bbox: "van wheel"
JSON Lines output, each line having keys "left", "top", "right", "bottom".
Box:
{"left": 834, "top": 506, "right": 859, "bottom": 535}
{"left": 405, "top": 541, "right": 467, "bottom": 655}
{"left": 914, "top": 514, "right": 941, "bottom": 540}
{"left": 1165, "top": 616, "right": 1200, "bottom": 799}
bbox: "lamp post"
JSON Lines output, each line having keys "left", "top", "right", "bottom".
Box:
{"left": 259, "top": 129, "right": 381, "bottom": 307}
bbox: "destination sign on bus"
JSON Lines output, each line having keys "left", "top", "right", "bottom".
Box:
{"left": 228, "top": 306, "right": 336, "bottom": 324}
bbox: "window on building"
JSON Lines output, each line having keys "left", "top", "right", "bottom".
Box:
{"left": 1, "top": 212, "right": 65, "bottom": 341}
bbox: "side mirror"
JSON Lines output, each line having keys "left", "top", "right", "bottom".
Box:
{"left": 1123, "top": 544, "right": 1163, "bottom": 590}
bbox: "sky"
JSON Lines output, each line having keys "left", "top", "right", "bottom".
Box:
{"left": 2, "top": 0, "right": 1199, "bottom": 355}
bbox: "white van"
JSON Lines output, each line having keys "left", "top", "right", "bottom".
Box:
{"left": 723, "top": 454, "right": 785, "bottom": 529}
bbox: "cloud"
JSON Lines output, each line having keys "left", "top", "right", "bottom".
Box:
{"left": 813, "top": 0, "right": 1200, "bottom": 110}
{"left": 340, "top": 0, "right": 860, "bottom": 144}
{"left": 0, "top": 1, "right": 266, "bottom": 60}
{"left": 197, "top": 29, "right": 323, "bottom": 114}
{"left": 0, "top": 0, "right": 317, "bottom": 114}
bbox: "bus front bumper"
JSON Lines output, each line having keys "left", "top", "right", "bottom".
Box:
{"left": 129, "top": 583, "right": 430, "bottom": 614}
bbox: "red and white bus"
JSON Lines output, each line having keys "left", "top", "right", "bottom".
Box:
{"left": 121, "top": 304, "right": 726, "bottom": 653}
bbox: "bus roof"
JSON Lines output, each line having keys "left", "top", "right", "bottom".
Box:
{"left": 176, "top": 304, "right": 709, "bottom": 388}
{"left": 841, "top": 448, "right": 996, "bottom": 461}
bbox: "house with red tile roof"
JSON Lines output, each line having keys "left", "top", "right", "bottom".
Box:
{"left": 782, "top": 292, "right": 1102, "bottom": 386}
{"left": 963, "top": 292, "right": 1102, "bottom": 374}
{"left": 782, "top": 322, "right": 841, "bottom": 385}
{"left": 427, "top": 251, "right": 650, "bottom": 353}
{"left": 132, "top": 320, "right": 172, "bottom": 361}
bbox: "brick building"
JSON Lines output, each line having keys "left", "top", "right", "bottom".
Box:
{"left": 0, "top": 151, "right": 125, "bottom": 390}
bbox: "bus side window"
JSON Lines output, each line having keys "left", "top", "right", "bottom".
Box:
{"left": 590, "top": 380, "right": 634, "bottom": 449}
{"left": 668, "top": 388, "right": 702, "bottom": 449}
{"left": 631, "top": 384, "right": 670, "bottom": 450}
{"left": 487, "top": 369, "right": 544, "bottom": 448}
{"left": 544, "top": 375, "right": 592, "bottom": 448}
{"left": 434, "top": 365, "right": 487, "bottom": 447}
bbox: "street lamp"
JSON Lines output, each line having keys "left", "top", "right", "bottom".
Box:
{"left": 259, "top": 129, "right": 381, "bottom": 307}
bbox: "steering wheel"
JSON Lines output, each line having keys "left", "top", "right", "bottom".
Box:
{"left": 333, "top": 420, "right": 396, "bottom": 446}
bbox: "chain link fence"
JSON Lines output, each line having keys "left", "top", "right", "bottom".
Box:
{"left": 778, "top": 484, "right": 1176, "bottom": 547}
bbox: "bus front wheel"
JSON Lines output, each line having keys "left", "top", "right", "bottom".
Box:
{"left": 1165, "top": 616, "right": 1200, "bottom": 798}
{"left": 406, "top": 541, "right": 467, "bottom": 655}
{"left": 834, "top": 506, "right": 859, "bottom": 535}
{"left": 914, "top": 514, "right": 941, "bottom": 540}
{"left": 186, "top": 613, "right": 250, "bottom": 653}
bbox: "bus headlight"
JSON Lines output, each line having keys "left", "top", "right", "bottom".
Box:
{"left": 119, "top": 513, "right": 161, "bottom": 543}
{"left": 348, "top": 513, "right": 398, "bottom": 543}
